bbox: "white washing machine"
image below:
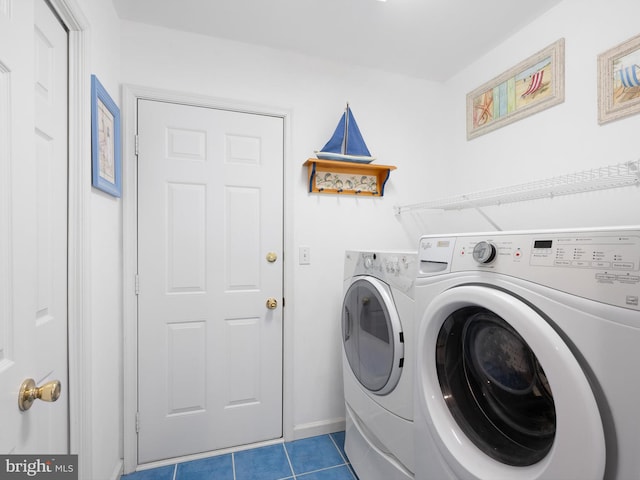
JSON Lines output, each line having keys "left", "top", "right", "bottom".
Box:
{"left": 342, "top": 250, "right": 418, "bottom": 479}
{"left": 413, "top": 227, "right": 640, "bottom": 480}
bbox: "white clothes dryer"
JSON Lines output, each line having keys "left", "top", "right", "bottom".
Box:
{"left": 413, "top": 227, "right": 640, "bottom": 480}
{"left": 342, "top": 251, "right": 418, "bottom": 480}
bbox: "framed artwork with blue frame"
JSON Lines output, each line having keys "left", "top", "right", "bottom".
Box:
{"left": 91, "top": 74, "right": 121, "bottom": 197}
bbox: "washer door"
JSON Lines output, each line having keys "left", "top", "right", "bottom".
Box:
{"left": 416, "top": 284, "right": 605, "bottom": 480}
{"left": 342, "top": 277, "right": 404, "bottom": 395}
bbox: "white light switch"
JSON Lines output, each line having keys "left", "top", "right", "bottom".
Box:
{"left": 299, "top": 246, "right": 311, "bottom": 265}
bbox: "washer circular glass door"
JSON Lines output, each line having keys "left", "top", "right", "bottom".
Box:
{"left": 342, "top": 277, "right": 404, "bottom": 395}
{"left": 416, "top": 284, "right": 605, "bottom": 479}
{"left": 438, "top": 306, "right": 555, "bottom": 466}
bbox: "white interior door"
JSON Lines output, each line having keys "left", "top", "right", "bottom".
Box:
{"left": 137, "top": 99, "right": 284, "bottom": 463}
{"left": 0, "top": 0, "right": 69, "bottom": 453}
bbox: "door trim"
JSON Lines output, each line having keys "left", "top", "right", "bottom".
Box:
{"left": 44, "top": 1, "right": 92, "bottom": 478}
{"left": 121, "top": 85, "right": 293, "bottom": 473}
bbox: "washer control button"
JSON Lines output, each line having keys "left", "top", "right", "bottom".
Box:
{"left": 472, "top": 241, "right": 497, "bottom": 264}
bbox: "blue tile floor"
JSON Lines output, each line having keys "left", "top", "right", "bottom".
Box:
{"left": 121, "top": 432, "right": 359, "bottom": 480}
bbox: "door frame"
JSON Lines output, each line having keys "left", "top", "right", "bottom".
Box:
{"left": 40, "top": 0, "right": 92, "bottom": 478}
{"left": 121, "top": 84, "right": 293, "bottom": 473}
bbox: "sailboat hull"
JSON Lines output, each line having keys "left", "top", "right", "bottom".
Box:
{"left": 315, "top": 150, "right": 375, "bottom": 163}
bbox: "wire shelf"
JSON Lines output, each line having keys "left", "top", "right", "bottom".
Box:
{"left": 394, "top": 160, "right": 640, "bottom": 215}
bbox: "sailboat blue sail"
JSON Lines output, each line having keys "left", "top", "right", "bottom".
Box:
{"left": 315, "top": 104, "right": 375, "bottom": 163}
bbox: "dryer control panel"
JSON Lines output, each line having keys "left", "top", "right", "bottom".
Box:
{"left": 345, "top": 250, "right": 418, "bottom": 295}
{"left": 419, "top": 228, "right": 640, "bottom": 310}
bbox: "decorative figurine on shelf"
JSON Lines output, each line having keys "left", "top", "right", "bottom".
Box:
{"left": 315, "top": 103, "right": 375, "bottom": 163}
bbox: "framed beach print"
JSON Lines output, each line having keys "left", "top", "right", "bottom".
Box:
{"left": 598, "top": 33, "right": 640, "bottom": 124}
{"left": 466, "top": 39, "right": 565, "bottom": 140}
{"left": 91, "top": 74, "right": 122, "bottom": 197}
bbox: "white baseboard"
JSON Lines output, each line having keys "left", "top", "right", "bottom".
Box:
{"left": 109, "top": 460, "right": 124, "bottom": 480}
{"left": 292, "top": 418, "right": 346, "bottom": 441}
{"left": 134, "top": 437, "right": 285, "bottom": 472}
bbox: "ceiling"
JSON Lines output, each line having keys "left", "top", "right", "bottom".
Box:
{"left": 112, "top": 0, "right": 563, "bottom": 82}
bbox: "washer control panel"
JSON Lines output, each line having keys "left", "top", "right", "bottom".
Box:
{"left": 345, "top": 250, "right": 418, "bottom": 295}
{"left": 419, "top": 228, "right": 640, "bottom": 310}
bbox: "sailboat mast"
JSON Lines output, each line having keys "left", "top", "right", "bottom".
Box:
{"left": 343, "top": 103, "right": 349, "bottom": 155}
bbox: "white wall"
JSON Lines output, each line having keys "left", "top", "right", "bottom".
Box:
{"left": 118, "top": 20, "right": 444, "bottom": 440}
{"left": 81, "top": 0, "right": 640, "bottom": 475}
{"left": 76, "top": 0, "right": 123, "bottom": 478}
{"left": 400, "top": 0, "right": 640, "bottom": 236}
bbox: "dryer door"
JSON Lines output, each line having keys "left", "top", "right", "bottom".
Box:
{"left": 416, "top": 284, "right": 605, "bottom": 480}
{"left": 342, "top": 277, "right": 404, "bottom": 395}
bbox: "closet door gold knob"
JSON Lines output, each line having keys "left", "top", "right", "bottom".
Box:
{"left": 18, "top": 378, "right": 61, "bottom": 411}
{"left": 266, "top": 298, "right": 278, "bottom": 310}
{"left": 266, "top": 252, "right": 278, "bottom": 263}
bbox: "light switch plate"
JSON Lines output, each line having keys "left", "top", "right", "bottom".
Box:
{"left": 299, "top": 246, "right": 311, "bottom": 265}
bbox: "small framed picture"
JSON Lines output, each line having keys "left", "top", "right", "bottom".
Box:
{"left": 91, "top": 74, "right": 121, "bottom": 197}
{"left": 598, "top": 33, "right": 640, "bottom": 124}
{"left": 466, "top": 39, "right": 565, "bottom": 140}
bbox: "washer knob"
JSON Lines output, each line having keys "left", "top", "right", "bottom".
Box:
{"left": 472, "top": 241, "right": 497, "bottom": 264}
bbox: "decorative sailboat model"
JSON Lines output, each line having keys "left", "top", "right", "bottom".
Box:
{"left": 315, "top": 103, "right": 375, "bottom": 163}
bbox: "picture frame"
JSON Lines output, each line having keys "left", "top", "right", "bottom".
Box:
{"left": 466, "top": 38, "right": 565, "bottom": 140}
{"left": 91, "top": 74, "right": 122, "bottom": 197}
{"left": 598, "top": 33, "right": 640, "bottom": 125}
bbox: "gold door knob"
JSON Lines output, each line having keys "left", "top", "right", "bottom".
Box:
{"left": 266, "top": 298, "right": 278, "bottom": 310}
{"left": 18, "top": 378, "right": 61, "bottom": 411}
{"left": 266, "top": 252, "right": 278, "bottom": 263}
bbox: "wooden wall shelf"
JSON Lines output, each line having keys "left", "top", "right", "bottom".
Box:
{"left": 303, "top": 159, "right": 396, "bottom": 197}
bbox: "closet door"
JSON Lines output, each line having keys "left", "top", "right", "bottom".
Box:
{"left": 0, "top": 0, "right": 69, "bottom": 454}
{"left": 137, "top": 99, "right": 284, "bottom": 463}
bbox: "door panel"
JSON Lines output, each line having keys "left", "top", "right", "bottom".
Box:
{"left": 0, "top": 0, "right": 68, "bottom": 453}
{"left": 137, "top": 100, "right": 284, "bottom": 463}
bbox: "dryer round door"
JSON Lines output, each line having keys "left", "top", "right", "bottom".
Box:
{"left": 416, "top": 284, "right": 605, "bottom": 480}
{"left": 342, "top": 277, "right": 404, "bottom": 395}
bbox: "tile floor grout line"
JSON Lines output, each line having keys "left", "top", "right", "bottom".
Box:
{"left": 329, "top": 433, "right": 357, "bottom": 479}
{"left": 231, "top": 452, "right": 236, "bottom": 480}
{"left": 329, "top": 433, "right": 348, "bottom": 464}
{"left": 282, "top": 441, "right": 297, "bottom": 479}
{"left": 295, "top": 463, "right": 350, "bottom": 477}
